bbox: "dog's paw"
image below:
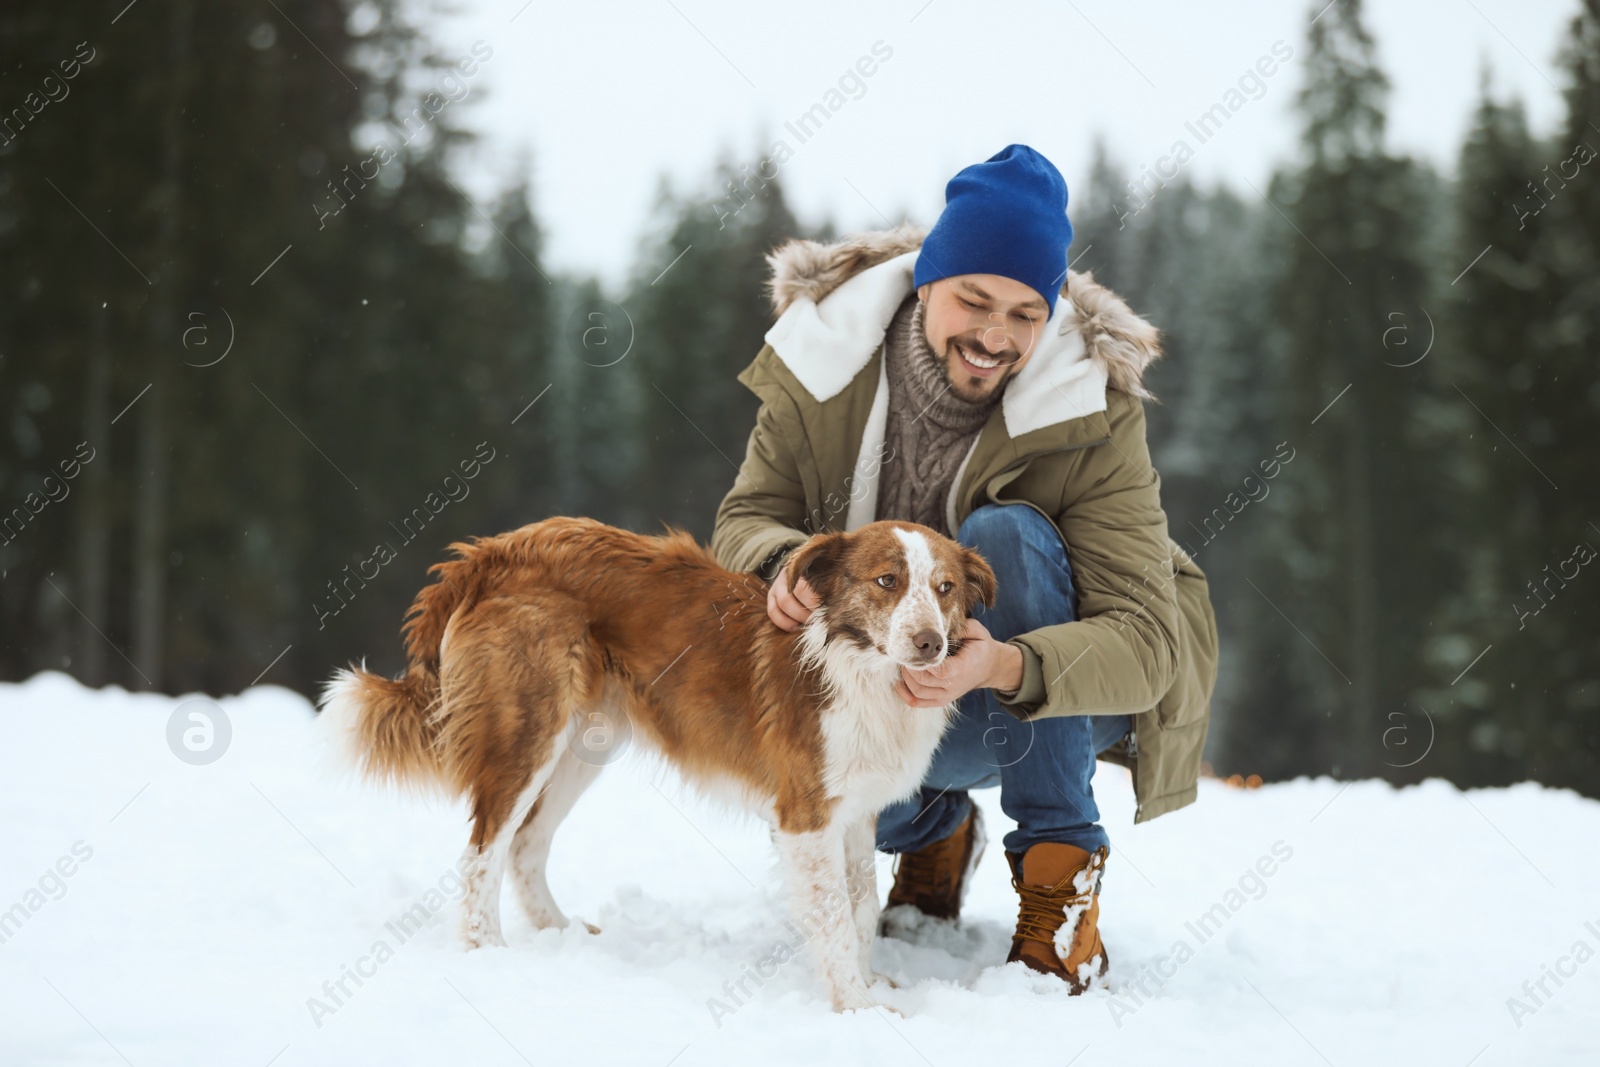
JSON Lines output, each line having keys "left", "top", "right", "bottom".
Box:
{"left": 877, "top": 902, "right": 950, "bottom": 943}
{"left": 868, "top": 970, "right": 901, "bottom": 990}
{"left": 581, "top": 919, "right": 601, "bottom": 935}
{"left": 461, "top": 918, "right": 508, "bottom": 950}
{"left": 830, "top": 987, "right": 880, "bottom": 1014}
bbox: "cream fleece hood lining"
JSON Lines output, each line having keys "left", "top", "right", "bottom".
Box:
{"left": 762, "top": 223, "right": 1165, "bottom": 432}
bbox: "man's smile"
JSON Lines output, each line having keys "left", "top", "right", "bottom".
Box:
{"left": 956, "top": 340, "right": 1012, "bottom": 377}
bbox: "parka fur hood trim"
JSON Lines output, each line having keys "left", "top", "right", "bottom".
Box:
{"left": 762, "top": 223, "right": 1163, "bottom": 439}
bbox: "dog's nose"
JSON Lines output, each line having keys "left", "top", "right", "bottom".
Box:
{"left": 912, "top": 630, "right": 944, "bottom": 661}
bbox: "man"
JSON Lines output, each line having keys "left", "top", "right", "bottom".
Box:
{"left": 711, "top": 144, "right": 1219, "bottom": 994}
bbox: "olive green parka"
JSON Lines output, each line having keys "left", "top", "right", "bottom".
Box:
{"left": 710, "top": 225, "right": 1219, "bottom": 823}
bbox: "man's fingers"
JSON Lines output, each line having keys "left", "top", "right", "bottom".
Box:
{"left": 778, "top": 588, "right": 812, "bottom": 623}
{"left": 766, "top": 582, "right": 801, "bottom": 631}
{"left": 772, "top": 592, "right": 806, "bottom": 630}
{"left": 764, "top": 571, "right": 816, "bottom": 633}
{"left": 894, "top": 679, "right": 941, "bottom": 708}
{"left": 766, "top": 568, "right": 818, "bottom": 631}
{"left": 897, "top": 674, "right": 927, "bottom": 701}
{"left": 900, "top": 671, "right": 946, "bottom": 705}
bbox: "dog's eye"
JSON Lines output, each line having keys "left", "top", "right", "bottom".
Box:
{"left": 876, "top": 574, "right": 896, "bottom": 589}
{"left": 937, "top": 581, "right": 954, "bottom": 595}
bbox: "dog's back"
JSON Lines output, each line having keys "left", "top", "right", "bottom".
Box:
{"left": 321, "top": 518, "right": 821, "bottom": 856}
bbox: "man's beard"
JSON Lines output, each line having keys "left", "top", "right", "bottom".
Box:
{"left": 939, "top": 336, "right": 1019, "bottom": 402}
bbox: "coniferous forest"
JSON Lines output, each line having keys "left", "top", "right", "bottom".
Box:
{"left": 3, "top": 0, "right": 1597, "bottom": 800}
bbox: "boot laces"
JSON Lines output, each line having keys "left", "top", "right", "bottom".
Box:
{"left": 1011, "top": 847, "right": 1106, "bottom": 944}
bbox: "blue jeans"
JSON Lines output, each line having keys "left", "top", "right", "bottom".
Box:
{"left": 875, "top": 504, "right": 1131, "bottom": 859}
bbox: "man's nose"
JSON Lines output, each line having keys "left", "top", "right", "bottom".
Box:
{"left": 912, "top": 630, "right": 944, "bottom": 662}
{"left": 980, "top": 320, "right": 1011, "bottom": 351}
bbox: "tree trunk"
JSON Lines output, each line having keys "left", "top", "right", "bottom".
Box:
{"left": 1342, "top": 379, "right": 1379, "bottom": 774}
{"left": 76, "top": 297, "right": 113, "bottom": 686}
{"left": 132, "top": 0, "right": 194, "bottom": 689}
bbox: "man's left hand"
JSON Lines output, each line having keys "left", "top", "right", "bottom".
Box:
{"left": 895, "top": 618, "right": 1024, "bottom": 709}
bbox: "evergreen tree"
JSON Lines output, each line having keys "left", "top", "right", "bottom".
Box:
{"left": 0, "top": 1, "right": 544, "bottom": 693}
{"left": 1502, "top": 0, "right": 1600, "bottom": 790}
{"left": 1260, "top": 0, "right": 1446, "bottom": 778}
{"left": 623, "top": 143, "right": 809, "bottom": 539}
{"left": 1422, "top": 69, "right": 1546, "bottom": 782}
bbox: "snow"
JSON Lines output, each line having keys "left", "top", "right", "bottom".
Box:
{"left": 2, "top": 671, "right": 1597, "bottom": 1066}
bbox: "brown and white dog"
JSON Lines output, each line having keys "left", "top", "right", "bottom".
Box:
{"left": 319, "top": 516, "right": 996, "bottom": 1011}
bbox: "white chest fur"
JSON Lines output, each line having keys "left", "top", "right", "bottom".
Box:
{"left": 799, "top": 615, "right": 955, "bottom": 824}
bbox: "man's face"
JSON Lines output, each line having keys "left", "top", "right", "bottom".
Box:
{"left": 917, "top": 275, "right": 1050, "bottom": 403}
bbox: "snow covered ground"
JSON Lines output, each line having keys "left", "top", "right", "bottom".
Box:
{"left": 2, "top": 671, "right": 1596, "bottom": 1066}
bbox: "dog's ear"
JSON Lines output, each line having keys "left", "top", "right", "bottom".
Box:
{"left": 961, "top": 546, "right": 998, "bottom": 615}
{"left": 785, "top": 532, "right": 847, "bottom": 600}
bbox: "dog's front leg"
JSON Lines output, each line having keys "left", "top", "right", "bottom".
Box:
{"left": 843, "top": 814, "right": 887, "bottom": 988}
{"left": 774, "top": 823, "right": 875, "bottom": 1012}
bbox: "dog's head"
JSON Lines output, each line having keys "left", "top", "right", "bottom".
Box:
{"left": 784, "top": 521, "right": 997, "bottom": 669}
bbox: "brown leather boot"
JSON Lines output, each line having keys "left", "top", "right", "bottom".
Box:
{"left": 1005, "top": 842, "right": 1109, "bottom": 994}
{"left": 880, "top": 804, "right": 986, "bottom": 929}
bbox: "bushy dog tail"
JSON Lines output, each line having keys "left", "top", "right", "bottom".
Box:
{"left": 317, "top": 661, "right": 447, "bottom": 791}
{"left": 316, "top": 536, "right": 494, "bottom": 792}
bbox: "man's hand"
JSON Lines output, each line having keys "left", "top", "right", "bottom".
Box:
{"left": 895, "top": 618, "right": 1024, "bottom": 709}
{"left": 767, "top": 565, "right": 820, "bottom": 631}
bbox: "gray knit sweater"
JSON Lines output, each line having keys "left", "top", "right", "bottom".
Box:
{"left": 873, "top": 293, "right": 1002, "bottom": 537}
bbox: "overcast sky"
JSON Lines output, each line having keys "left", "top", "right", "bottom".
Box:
{"left": 430, "top": 0, "right": 1581, "bottom": 291}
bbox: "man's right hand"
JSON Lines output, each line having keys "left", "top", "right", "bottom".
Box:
{"left": 767, "top": 565, "right": 820, "bottom": 631}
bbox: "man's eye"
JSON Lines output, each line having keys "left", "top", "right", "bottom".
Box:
{"left": 876, "top": 574, "right": 896, "bottom": 589}
{"left": 938, "top": 581, "right": 954, "bottom": 595}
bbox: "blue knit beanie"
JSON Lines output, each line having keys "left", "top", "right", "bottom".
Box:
{"left": 913, "top": 144, "right": 1073, "bottom": 317}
